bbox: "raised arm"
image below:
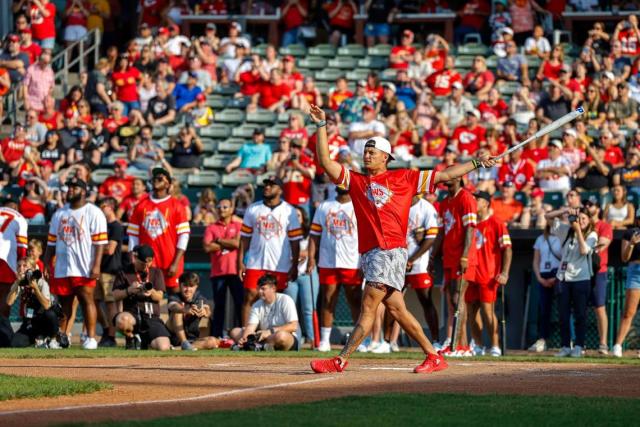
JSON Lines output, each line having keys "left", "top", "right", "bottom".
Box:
{"left": 308, "top": 104, "right": 343, "bottom": 183}
{"left": 434, "top": 152, "right": 496, "bottom": 185}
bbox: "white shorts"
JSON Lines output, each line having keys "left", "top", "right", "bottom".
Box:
{"left": 360, "top": 247, "right": 408, "bottom": 292}
{"left": 64, "top": 25, "right": 88, "bottom": 42}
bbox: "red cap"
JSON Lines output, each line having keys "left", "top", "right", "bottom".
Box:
{"left": 114, "top": 158, "right": 128, "bottom": 168}
{"left": 64, "top": 109, "right": 75, "bottom": 119}
{"left": 531, "top": 188, "right": 544, "bottom": 198}
{"left": 158, "top": 27, "right": 170, "bottom": 35}
{"left": 7, "top": 34, "right": 20, "bottom": 42}
{"left": 20, "top": 27, "right": 32, "bottom": 35}
{"left": 37, "top": 160, "right": 53, "bottom": 169}
{"left": 283, "top": 55, "right": 294, "bottom": 62}
{"left": 196, "top": 93, "right": 206, "bottom": 101}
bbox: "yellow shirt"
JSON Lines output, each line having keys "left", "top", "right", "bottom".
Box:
{"left": 86, "top": 0, "right": 110, "bottom": 33}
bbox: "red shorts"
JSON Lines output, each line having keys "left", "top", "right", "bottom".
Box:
{"left": 318, "top": 268, "right": 362, "bottom": 286}
{"left": 0, "top": 259, "right": 16, "bottom": 285}
{"left": 443, "top": 266, "right": 476, "bottom": 283}
{"left": 405, "top": 273, "right": 433, "bottom": 289}
{"left": 161, "top": 269, "right": 180, "bottom": 289}
{"left": 464, "top": 281, "right": 499, "bottom": 303}
{"left": 50, "top": 276, "right": 97, "bottom": 297}
{"left": 243, "top": 269, "right": 289, "bottom": 291}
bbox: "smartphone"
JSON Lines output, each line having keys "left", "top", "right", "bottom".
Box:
{"left": 199, "top": 300, "right": 204, "bottom": 310}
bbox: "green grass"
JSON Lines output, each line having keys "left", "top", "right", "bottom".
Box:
{"left": 0, "top": 347, "right": 639, "bottom": 365}
{"left": 83, "top": 393, "right": 640, "bottom": 427}
{"left": 0, "top": 373, "right": 109, "bottom": 401}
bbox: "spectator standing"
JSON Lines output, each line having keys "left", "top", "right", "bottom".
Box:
{"left": 364, "top": 0, "right": 395, "bottom": 47}
{"left": 86, "top": 0, "right": 111, "bottom": 33}
{"left": 29, "top": 0, "right": 57, "bottom": 49}
{"left": 238, "top": 175, "right": 302, "bottom": 324}
{"left": 324, "top": 0, "right": 358, "bottom": 47}
{"left": 281, "top": 0, "right": 309, "bottom": 47}
{"left": 509, "top": 0, "right": 548, "bottom": 45}
{"left": 63, "top": 0, "right": 90, "bottom": 46}
{"left": 613, "top": 226, "right": 640, "bottom": 357}
{"left": 84, "top": 58, "right": 111, "bottom": 116}
{"left": 278, "top": 140, "right": 315, "bottom": 213}
{"left": 44, "top": 177, "right": 107, "bottom": 350}
{"left": 0, "top": 198, "right": 28, "bottom": 319}
{"left": 19, "top": 28, "right": 42, "bottom": 65}
{"left": 454, "top": 0, "right": 490, "bottom": 44}
{"left": 225, "top": 128, "right": 272, "bottom": 174}
{"left": 111, "top": 54, "right": 141, "bottom": 116}
{"left": 127, "top": 167, "right": 190, "bottom": 294}
{"left": 203, "top": 198, "right": 243, "bottom": 338}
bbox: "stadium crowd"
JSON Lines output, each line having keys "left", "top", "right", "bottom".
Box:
{"left": 1, "top": 0, "right": 640, "bottom": 357}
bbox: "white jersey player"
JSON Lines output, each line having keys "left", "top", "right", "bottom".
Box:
{"left": 0, "top": 200, "right": 28, "bottom": 317}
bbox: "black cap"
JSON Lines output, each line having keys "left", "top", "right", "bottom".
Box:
{"left": 0, "top": 193, "right": 17, "bottom": 206}
{"left": 253, "top": 127, "right": 265, "bottom": 135}
{"left": 206, "top": 22, "right": 217, "bottom": 30}
{"left": 263, "top": 175, "right": 284, "bottom": 188}
{"left": 474, "top": 191, "right": 491, "bottom": 203}
{"left": 152, "top": 167, "right": 172, "bottom": 181}
{"left": 66, "top": 177, "right": 88, "bottom": 191}
{"left": 132, "top": 244, "right": 154, "bottom": 261}
{"left": 503, "top": 181, "right": 515, "bottom": 188}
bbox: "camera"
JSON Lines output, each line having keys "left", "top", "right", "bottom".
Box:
{"left": 19, "top": 269, "right": 42, "bottom": 287}
{"left": 138, "top": 271, "right": 153, "bottom": 291}
{"left": 241, "top": 333, "right": 264, "bottom": 351}
{"left": 568, "top": 214, "right": 578, "bottom": 223}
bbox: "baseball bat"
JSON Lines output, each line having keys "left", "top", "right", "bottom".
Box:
{"left": 309, "top": 271, "right": 320, "bottom": 350}
{"left": 501, "top": 285, "right": 507, "bottom": 356}
{"left": 495, "top": 106, "right": 585, "bottom": 160}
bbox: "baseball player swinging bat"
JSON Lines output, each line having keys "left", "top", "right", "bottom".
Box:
{"left": 495, "top": 107, "right": 585, "bottom": 160}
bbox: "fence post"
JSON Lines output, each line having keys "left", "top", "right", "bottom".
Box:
{"left": 94, "top": 30, "right": 101, "bottom": 65}
{"left": 79, "top": 38, "right": 85, "bottom": 74}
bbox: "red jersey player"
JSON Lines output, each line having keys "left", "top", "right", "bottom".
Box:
{"left": 466, "top": 191, "right": 512, "bottom": 357}
{"left": 0, "top": 197, "right": 28, "bottom": 318}
{"left": 307, "top": 104, "right": 496, "bottom": 374}
{"left": 437, "top": 175, "right": 479, "bottom": 356}
{"left": 127, "top": 167, "right": 190, "bottom": 293}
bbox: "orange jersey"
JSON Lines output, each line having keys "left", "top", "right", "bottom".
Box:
{"left": 438, "top": 189, "right": 478, "bottom": 269}
{"left": 473, "top": 215, "right": 511, "bottom": 285}
{"left": 127, "top": 195, "right": 190, "bottom": 271}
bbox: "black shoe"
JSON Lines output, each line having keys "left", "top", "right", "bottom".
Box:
{"left": 98, "top": 336, "right": 116, "bottom": 348}
{"left": 57, "top": 332, "right": 70, "bottom": 349}
{"left": 125, "top": 334, "right": 141, "bottom": 350}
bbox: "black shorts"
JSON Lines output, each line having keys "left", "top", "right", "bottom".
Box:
{"left": 139, "top": 317, "right": 171, "bottom": 349}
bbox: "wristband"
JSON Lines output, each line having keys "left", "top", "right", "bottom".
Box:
{"left": 316, "top": 120, "right": 326, "bottom": 128}
{"left": 471, "top": 159, "right": 481, "bottom": 169}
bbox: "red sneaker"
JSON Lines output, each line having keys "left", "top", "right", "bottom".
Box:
{"left": 218, "top": 338, "right": 234, "bottom": 349}
{"left": 310, "top": 357, "right": 348, "bottom": 373}
{"left": 414, "top": 353, "right": 448, "bottom": 373}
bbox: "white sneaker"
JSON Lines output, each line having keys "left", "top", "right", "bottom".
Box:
{"left": 472, "top": 344, "right": 485, "bottom": 356}
{"left": 371, "top": 341, "right": 391, "bottom": 353}
{"left": 434, "top": 337, "right": 451, "bottom": 352}
{"left": 555, "top": 347, "right": 572, "bottom": 357}
{"left": 570, "top": 345, "right": 583, "bottom": 358}
{"left": 317, "top": 341, "right": 331, "bottom": 352}
{"left": 80, "top": 332, "right": 88, "bottom": 345}
{"left": 613, "top": 344, "right": 622, "bottom": 358}
{"left": 47, "top": 338, "right": 61, "bottom": 349}
{"left": 390, "top": 342, "right": 400, "bottom": 352}
{"left": 82, "top": 337, "right": 98, "bottom": 350}
{"left": 35, "top": 338, "right": 47, "bottom": 349}
{"left": 489, "top": 346, "right": 502, "bottom": 357}
{"left": 367, "top": 341, "right": 381, "bottom": 352}
{"left": 356, "top": 343, "right": 368, "bottom": 352}
{"left": 528, "top": 339, "right": 547, "bottom": 353}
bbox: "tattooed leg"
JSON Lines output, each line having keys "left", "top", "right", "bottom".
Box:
{"left": 338, "top": 282, "right": 387, "bottom": 360}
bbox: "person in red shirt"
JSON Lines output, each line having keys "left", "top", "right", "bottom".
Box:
{"left": 328, "top": 77, "right": 353, "bottom": 111}
{"left": 30, "top": 0, "right": 57, "bottom": 49}
{"left": 536, "top": 45, "right": 565, "bottom": 82}
{"left": 307, "top": 104, "right": 497, "bottom": 374}
{"left": 366, "top": 72, "right": 383, "bottom": 103}
{"left": 278, "top": 140, "right": 316, "bottom": 212}
{"left": 490, "top": 181, "right": 524, "bottom": 226}
{"left": 462, "top": 56, "right": 494, "bottom": 101}
{"left": 255, "top": 69, "right": 291, "bottom": 112}
{"left": 601, "top": 130, "right": 625, "bottom": 168}
{"left": 196, "top": 0, "right": 228, "bottom": 14}
{"left": 280, "top": 112, "right": 309, "bottom": 146}
{"left": 19, "top": 28, "right": 42, "bottom": 65}
{"left": 324, "top": 0, "right": 358, "bottom": 46}
{"left": 390, "top": 29, "right": 416, "bottom": 70}
{"left": 281, "top": 0, "right": 308, "bottom": 46}
{"left": 63, "top": 0, "right": 90, "bottom": 45}
{"left": 127, "top": 167, "right": 190, "bottom": 293}
{"left": 117, "top": 178, "right": 148, "bottom": 223}
{"left": 425, "top": 56, "right": 462, "bottom": 97}
{"left": 0, "top": 124, "right": 28, "bottom": 168}
{"left": 111, "top": 54, "right": 141, "bottom": 116}
{"left": 454, "top": 0, "right": 490, "bottom": 44}
{"left": 138, "top": 0, "right": 168, "bottom": 28}
{"left": 466, "top": 191, "right": 512, "bottom": 357}
{"left": 236, "top": 55, "right": 263, "bottom": 97}
{"left": 98, "top": 159, "right": 134, "bottom": 203}
{"left": 613, "top": 15, "right": 640, "bottom": 57}
{"left": 497, "top": 146, "right": 535, "bottom": 192}
{"left": 478, "top": 88, "right": 508, "bottom": 127}
{"left": 203, "top": 198, "right": 243, "bottom": 337}
{"left": 452, "top": 109, "right": 486, "bottom": 156}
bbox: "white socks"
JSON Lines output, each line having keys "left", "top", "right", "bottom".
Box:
{"left": 320, "top": 327, "right": 332, "bottom": 344}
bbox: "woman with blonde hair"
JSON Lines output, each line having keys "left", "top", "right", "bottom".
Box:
{"left": 605, "top": 185, "right": 635, "bottom": 229}
{"left": 192, "top": 188, "right": 218, "bottom": 226}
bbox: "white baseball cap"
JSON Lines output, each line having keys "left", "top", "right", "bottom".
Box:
{"left": 364, "top": 136, "right": 395, "bottom": 160}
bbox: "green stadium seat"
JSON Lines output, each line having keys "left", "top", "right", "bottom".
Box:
{"left": 367, "top": 44, "right": 392, "bottom": 57}
{"left": 128, "top": 169, "right": 149, "bottom": 180}
{"left": 91, "top": 168, "right": 113, "bottom": 184}
{"left": 279, "top": 44, "right": 307, "bottom": 58}
{"left": 543, "top": 191, "right": 565, "bottom": 209}
{"left": 172, "top": 170, "right": 189, "bottom": 185}
{"left": 315, "top": 68, "right": 343, "bottom": 82}
{"left": 315, "top": 81, "right": 331, "bottom": 94}
{"left": 346, "top": 69, "right": 370, "bottom": 81}
{"left": 226, "top": 97, "right": 250, "bottom": 109}
{"left": 252, "top": 43, "right": 269, "bottom": 56}
{"left": 207, "top": 95, "right": 228, "bottom": 109}
{"left": 246, "top": 110, "right": 277, "bottom": 125}
{"left": 278, "top": 109, "right": 304, "bottom": 123}
{"left": 410, "top": 156, "right": 439, "bottom": 170}
{"left": 514, "top": 191, "right": 529, "bottom": 206}
{"left": 156, "top": 137, "right": 170, "bottom": 151}
{"left": 486, "top": 55, "right": 498, "bottom": 69}
{"left": 222, "top": 170, "right": 257, "bottom": 186}
{"left": 204, "top": 154, "right": 236, "bottom": 169}
{"left": 457, "top": 43, "right": 489, "bottom": 56}
{"left": 526, "top": 55, "right": 542, "bottom": 69}
{"left": 380, "top": 68, "right": 398, "bottom": 82}
{"left": 297, "top": 57, "right": 329, "bottom": 70}
{"left": 265, "top": 124, "right": 287, "bottom": 138}
{"left": 215, "top": 109, "right": 246, "bottom": 124}
{"left": 213, "top": 84, "right": 240, "bottom": 96}
{"left": 217, "top": 138, "right": 245, "bottom": 153}
{"left": 337, "top": 44, "right": 366, "bottom": 58}
{"left": 328, "top": 57, "right": 359, "bottom": 69}
{"left": 103, "top": 152, "right": 128, "bottom": 166}
{"left": 308, "top": 44, "right": 336, "bottom": 57}
{"left": 201, "top": 138, "right": 218, "bottom": 153}
{"left": 166, "top": 125, "right": 182, "bottom": 137}
{"left": 499, "top": 81, "right": 521, "bottom": 96}
{"left": 152, "top": 126, "right": 166, "bottom": 138}
{"left": 232, "top": 124, "right": 261, "bottom": 138}
{"left": 199, "top": 124, "right": 231, "bottom": 139}
{"left": 388, "top": 159, "right": 410, "bottom": 169}
{"left": 187, "top": 171, "right": 221, "bottom": 187}
{"left": 454, "top": 56, "right": 475, "bottom": 68}
{"left": 358, "top": 56, "right": 389, "bottom": 70}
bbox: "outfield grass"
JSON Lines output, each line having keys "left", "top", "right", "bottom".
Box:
{"left": 86, "top": 393, "right": 639, "bottom": 427}
{"left": 0, "top": 347, "right": 639, "bottom": 365}
{"left": 0, "top": 373, "right": 109, "bottom": 401}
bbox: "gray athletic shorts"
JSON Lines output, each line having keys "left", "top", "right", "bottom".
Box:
{"left": 360, "top": 247, "right": 408, "bottom": 291}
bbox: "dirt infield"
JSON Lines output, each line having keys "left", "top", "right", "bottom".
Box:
{"left": 0, "top": 355, "right": 639, "bottom": 426}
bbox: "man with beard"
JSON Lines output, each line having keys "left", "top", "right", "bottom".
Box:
{"left": 44, "top": 177, "right": 107, "bottom": 349}
{"left": 127, "top": 167, "right": 189, "bottom": 294}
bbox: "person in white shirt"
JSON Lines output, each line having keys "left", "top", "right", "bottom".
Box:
{"left": 164, "top": 25, "right": 191, "bottom": 56}
{"left": 44, "top": 177, "right": 108, "bottom": 350}
{"left": 347, "top": 105, "right": 386, "bottom": 158}
{"left": 308, "top": 188, "right": 361, "bottom": 352}
{"left": 230, "top": 274, "right": 299, "bottom": 351}
{"left": 239, "top": 175, "right": 302, "bottom": 325}
{"left": 536, "top": 139, "right": 572, "bottom": 194}
{"left": 219, "top": 22, "right": 251, "bottom": 59}
{"left": 0, "top": 197, "right": 28, "bottom": 319}
{"left": 524, "top": 25, "right": 552, "bottom": 59}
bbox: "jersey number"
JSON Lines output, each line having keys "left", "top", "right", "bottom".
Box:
{"left": 0, "top": 212, "right": 15, "bottom": 233}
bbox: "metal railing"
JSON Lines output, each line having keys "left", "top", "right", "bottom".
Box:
{"left": 3, "top": 29, "right": 101, "bottom": 125}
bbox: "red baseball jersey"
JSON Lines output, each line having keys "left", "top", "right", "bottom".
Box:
{"left": 438, "top": 189, "right": 478, "bottom": 269}
{"left": 127, "top": 195, "right": 190, "bottom": 271}
{"left": 498, "top": 159, "right": 536, "bottom": 190}
{"left": 334, "top": 166, "right": 436, "bottom": 254}
{"left": 595, "top": 220, "right": 613, "bottom": 273}
{"left": 474, "top": 215, "right": 511, "bottom": 285}
{"left": 452, "top": 125, "right": 486, "bottom": 156}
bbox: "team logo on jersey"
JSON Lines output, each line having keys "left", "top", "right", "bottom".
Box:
{"left": 365, "top": 182, "right": 393, "bottom": 208}
{"left": 257, "top": 214, "right": 283, "bottom": 239}
{"left": 58, "top": 216, "right": 84, "bottom": 245}
{"left": 109, "top": 182, "right": 128, "bottom": 200}
{"left": 443, "top": 210, "right": 455, "bottom": 234}
{"left": 143, "top": 209, "right": 168, "bottom": 239}
{"left": 326, "top": 210, "right": 354, "bottom": 239}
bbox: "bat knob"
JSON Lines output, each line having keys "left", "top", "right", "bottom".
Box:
{"left": 576, "top": 106, "right": 584, "bottom": 114}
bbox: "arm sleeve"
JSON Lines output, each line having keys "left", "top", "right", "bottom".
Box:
{"left": 91, "top": 209, "right": 109, "bottom": 246}
{"left": 175, "top": 203, "right": 190, "bottom": 250}
{"left": 203, "top": 225, "right": 215, "bottom": 244}
{"left": 498, "top": 222, "right": 512, "bottom": 249}
{"left": 240, "top": 206, "right": 255, "bottom": 237}
{"left": 413, "top": 169, "right": 437, "bottom": 195}
{"left": 332, "top": 165, "right": 351, "bottom": 190}
{"left": 287, "top": 206, "right": 303, "bottom": 241}
{"left": 282, "top": 295, "right": 299, "bottom": 323}
{"left": 461, "top": 194, "right": 478, "bottom": 228}
{"left": 247, "top": 304, "right": 260, "bottom": 327}
{"left": 47, "top": 212, "right": 59, "bottom": 247}
{"left": 17, "top": 216, "right": 28, "bottom": 258}
{"left": 309, "top": 205, "right": 324, "bottom": 236}
{"left": 424, "top": 203, "right": 439, "bottom": 239}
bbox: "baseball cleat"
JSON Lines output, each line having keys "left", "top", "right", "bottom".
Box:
{"left": 414, "top": 353, "right": 448, "bottom": 373}
{"left": 310, "top": 357, "right": 348, "bottom": 373}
